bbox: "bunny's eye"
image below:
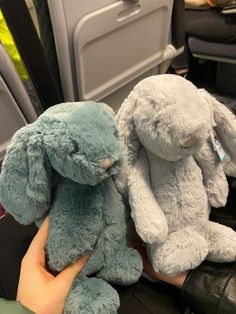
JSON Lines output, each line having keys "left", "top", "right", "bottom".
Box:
{"left": 70, "top": 139, "right": 79, "bottom": 154}
{"left": 150, "top": 100, "right": 156, "bottom": 109}
{"left": 153, "top": 119, "right": 160, "bottom": 129}
{"left": 113, "top": 128, "right": 119, "bottom": 137}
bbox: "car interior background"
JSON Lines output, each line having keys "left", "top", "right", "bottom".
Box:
{"left": 0, "top": 0, "right": 235, "bottom": 313}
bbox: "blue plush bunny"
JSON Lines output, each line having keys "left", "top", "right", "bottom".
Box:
{"left": 0, "top": 101, "right": 142, "bottom": 313}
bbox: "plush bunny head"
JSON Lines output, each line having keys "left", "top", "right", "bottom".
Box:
{"left": 117, "top": 74, "right": 236, "bottom": 162}
{"left": 0, "top": 101, "right": 124, "bottom": 224}
{"left": 42, "top": 101, "right": 124, "bottom": 184}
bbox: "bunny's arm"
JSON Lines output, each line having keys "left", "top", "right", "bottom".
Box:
{"left": 223, "top": 156, "right": 236, "bottom": 178}
{"left": 128, "top": 149, "right": 168, "bottom": 244}
{"left": 194, "top": 140, "right": 229, "bottom": 208}
{"left": 113, "top": 160, "right": 128, "bottom": 199}
{"left": 47, "top": 179, "right": 104, "bottom": 271}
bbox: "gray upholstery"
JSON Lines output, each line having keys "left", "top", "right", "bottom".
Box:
{"left": 188, "top": 37, "right": 236, "bottom": 64}
{"left": 187, "top": 8, "right": 236, "bottom": 64}
{"left": 186, "top": 8, "right": 236, "bottom": 94}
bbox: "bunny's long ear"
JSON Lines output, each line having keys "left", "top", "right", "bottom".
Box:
{"left": 0, "top": 123, "right": 51, "bottom": 225}
{"left": 116, "top": 91, "right": 168, "bottom": 244}
{"left": 114, "top": 91, "right": 139, "bottom": 197}
{"left": 116, "top": 91, "right": 140, "bottom": 164}
{"left": 199, "top": 89, "right": 236, "bottom": 163}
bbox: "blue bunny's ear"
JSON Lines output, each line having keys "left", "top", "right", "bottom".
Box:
{"left": 0, "top": 123, "right": 51, "bottom": 225}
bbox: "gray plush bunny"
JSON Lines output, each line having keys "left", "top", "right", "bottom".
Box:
{"left": 0, "top": 101, "right": 142, "bottom": 313}
{"left": 116, "top": 74, "right": 236, "bottom": 276}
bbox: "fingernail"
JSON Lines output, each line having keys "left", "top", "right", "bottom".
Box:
{"left": 82, "top": 250, "right": 92, "bottom": 257}
{"left": 76, "top": 252, "right": 92, "bottom": 269}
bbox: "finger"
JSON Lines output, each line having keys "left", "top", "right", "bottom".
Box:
{"left": 54, "top": 253, "right": 91, "bottom": 290}
{"left": 26, "top": 217, "right": 49, "bottom": 258}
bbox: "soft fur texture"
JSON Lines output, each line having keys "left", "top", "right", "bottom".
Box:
{"left": 116, "top": 74, "right": 236, "bottom": 276}
{"left": 0, "top": 101, "right": 142, "bottom": 313}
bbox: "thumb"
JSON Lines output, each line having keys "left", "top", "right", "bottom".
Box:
{"left": 54, "top": 253, "right": 91, "bottom": 293}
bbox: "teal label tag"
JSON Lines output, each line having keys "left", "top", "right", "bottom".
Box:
{"left": 210, "top": 130, "right": 226, "bottom": 162}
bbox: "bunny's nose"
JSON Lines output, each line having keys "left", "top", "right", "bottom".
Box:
{"left": 182, "top": 136, "right": 198, "bottom": 148}
{"left": 99, "top": 158, "right": 116, "bottom": 169}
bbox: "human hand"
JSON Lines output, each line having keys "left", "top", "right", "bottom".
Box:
{"left": 131, "top": 223, "right": 187, "bottom": 288}
{"left": 17, "top": 217, "right": 90, "bottom": 314}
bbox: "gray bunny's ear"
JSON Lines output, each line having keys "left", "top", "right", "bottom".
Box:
{"left": 0, "top": 123, "right": 51, "bottom": 225}
{"left": 116, "top": 91, "right": 140, "bottom": 163}
{"left": 199, "top": 89, "right": 236, "bottom": 163}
